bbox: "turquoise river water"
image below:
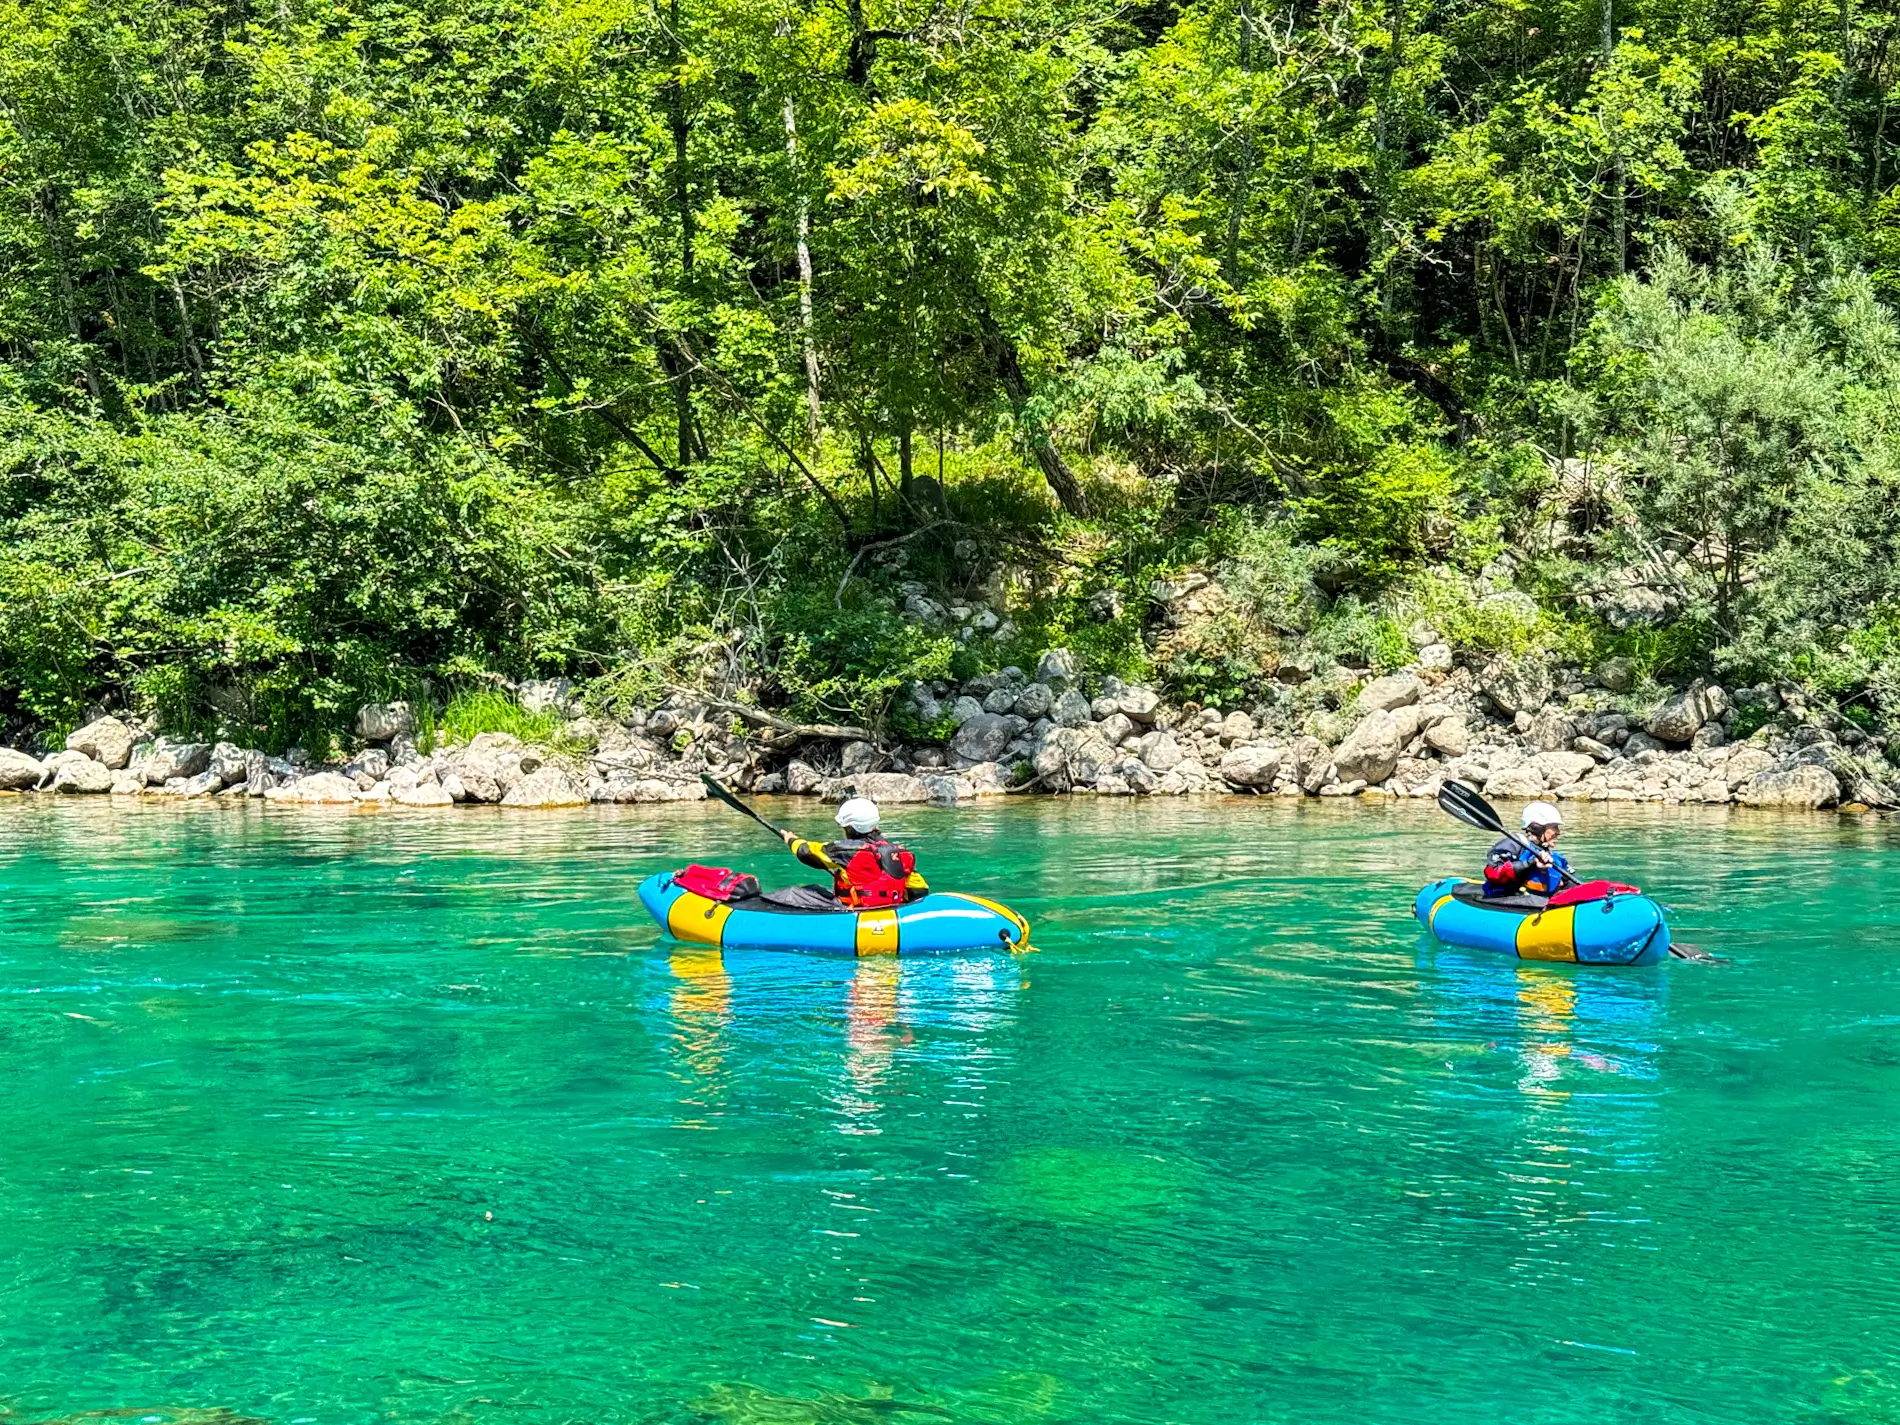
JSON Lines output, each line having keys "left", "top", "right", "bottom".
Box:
{"left": 1, "top": 797, "right": 1897, "bottom": 1425}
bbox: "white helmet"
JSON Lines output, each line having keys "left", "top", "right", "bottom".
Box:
{"left": 835, "top": 797, "right": 881, "bottom": 834}
{"left": 1521, "top": 800, "right": 1563, "bottom": 829}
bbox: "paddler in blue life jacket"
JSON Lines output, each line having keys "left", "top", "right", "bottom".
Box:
{"left": 773, "top": 797, "right": 929, "bottom": 909}
{"left": 1482, "top": 800, "right": 1570, "bottom": 899}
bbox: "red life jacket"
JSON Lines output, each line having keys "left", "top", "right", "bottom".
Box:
{"left": 833, "top": 837, "right": 916, "bottom": 908}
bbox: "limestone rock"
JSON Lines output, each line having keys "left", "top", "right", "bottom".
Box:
{"left": 1333, "top": 709, "right": 1404, "bottom": 786}
{"left": 963, "top": 761, "right": 1010, "bottom": 796}
{"left": 1524, "top": 710, "right": 1577, "bottom": 753}
{"left": 785, "top": 761, "right": 824, "bottom": 795}
{"left": 267, "top": 772, "right": 360, "bottom": 804}
{"left": 1011, "top": 682, "right": 1054, "bottom": 721}
{"left": 1574, "top": 736, "right": 1616, "bottom": 761}
{"left": 1093, "top": 772, "right": 1133, "bottom": 796}
{"left": 65, "top": 715, "right": 134, "bottom": 769}
{"left": 1296, "top": 736, "right": 1333, "bottom": 794}
{"left": 52, "top": 757, "right": 114, "bottom": 793}
{"left": 1356, "top": 672, "right": 1421, "bottom": 712}
{"left": 1094, "top": 712, "right": 1136, "bottom": 746}
{"left": 1723, "top": 747, "right": 1777, "bottom": 788}
{"left": 1218, "top": 711, "right": 1254, "bottom": 745}
{"left": 1738, "top": 764, "right": 1840, "bottom": 809}
{"left": 1118, "top": 686, "right": 1162, "bottom": 724}
{"left": 1111, "top": 759, "right": 1150, "bottom": 794}
{"left": 1032, "top": 727, "right": 1080, "bottom": 783}
{"left": 1596, "top": 657, "right": 1636, "bottom": 692}
{"left": 1533, "top": 750, "right": 1596, "bottom": 787}
{"left": 208, "top": 742, "right": 251, "bottom": 786}
{"left": 1138, "top": 731, "right": 1184, "bottom": 773}
{"left": 982, "top": 686, "right": 1018, "bottom": 714}
{"left": 395, "top": 781, "right": 455, "bottom": 806}
{"left": 109, "top": 776, "right": 143, "bottom": 795}
{"left": 1482, "top": 765, "right": 1549, "bottom": 800}
{"left": 1034, "top": 648, "right": 1079, "bottom": 690}
{"left": 1219, "top": 746, "right": 1284, "bottom": 788}
{"left": 1690, "top": 724, "right": 1727, "bottom": 751}
{"left": 849, "top": 772, "right": 934, "bottom": 803}
{"left": 1480, "top": 656, "right": 1552, "bottom": 716}
{"left": 1417, "top": 643, "right": 1454, "bottom": 672}
{"left": 0, "top": 747, "right": 44, "bottom": 790}
{"left": 355, "top": 701, "right": 415, "bottom": 742}
{"left": 950, "top": 712, "right": 1017, "bottom": 767}
{"left": 177, "top": 770, "right": 223, "bottom": 798}
{"left": 948, "top": 696, "right": 985, "bottom": 726}
{"left": 500, "top": 766, "right": 588, "bottom": 808}
{"left": 840, "top": 740, "right": 877, "bottom": 775}
{"left": 439, "top": 772, "right": 469, "bottom": 802}
{"left": 133, "top": 739, "right": 210, "bottom": 785}
{"left": 1318, "top": 780, "right": 1366, "bottom": 797}
{"left": 1645, "top": 680, "right": 1729, "bottom": 744}
{"left": 1387, "top": 704, "right": 1425, "bottom": 744}
{"left": 1052, "top": 689, "right": 1092, "bottom": 728}
{"left": 449, "top": 753, "right": 505, "bottom": 803}
{"left": 1423, "top": 716, "right": 1469, "bottom": 758}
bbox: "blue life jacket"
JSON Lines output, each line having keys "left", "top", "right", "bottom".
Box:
{"left": 1482, "top": 836, "right": 1569, "bottom": 898}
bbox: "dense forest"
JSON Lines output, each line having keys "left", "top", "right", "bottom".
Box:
{"left": 3, "top": 0, "right": 1900, "bottom": 748}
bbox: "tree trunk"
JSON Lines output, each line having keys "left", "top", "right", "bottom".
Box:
{"left": 782, "top": 87, "right": 821, "bottom": 447}
{"left": 1604, "top": 0, "right": 1625, "bottom": 271}
{"left": 979, "top": 314, "right": 1087, "bottom": 516}
{"left": 1224, "top": 0, "right": 1257, "bottom": 285}
{"left": 33, "top": 188, "right": 100, "bottom": 402}
{"left": 666, "top": 0, "right": 697, "bottom": 465}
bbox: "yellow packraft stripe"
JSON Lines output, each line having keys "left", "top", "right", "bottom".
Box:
{"left": 666, "top": 891, "right": 732, "bottom": 947}
{"left": 1428, "top": 893, "right": 1455, "bottom": 931}
{"left": 1516, "top": 904, "right": 1579, "bottom": 962}
{"left": 855, "top": 908, "right": 900, "bottom": 956}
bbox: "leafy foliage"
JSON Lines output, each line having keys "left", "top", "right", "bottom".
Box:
{"left": 4, "top": 0, "right": 1900, "bottom": 737}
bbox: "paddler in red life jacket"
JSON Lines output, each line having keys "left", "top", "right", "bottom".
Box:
{"left": 777, "top": 797, "right": 929, "bottom": 908}
{"left": 1482, "top": 800, "right": 1571, "bottom": 899}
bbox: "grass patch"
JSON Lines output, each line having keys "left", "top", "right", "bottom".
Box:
{"left": 432, "top": 689, "right": 562, "bottom": 750}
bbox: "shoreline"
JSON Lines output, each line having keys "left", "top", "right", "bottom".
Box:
{"left": 5, "top": 642, "right": 1893, "bottom": 818}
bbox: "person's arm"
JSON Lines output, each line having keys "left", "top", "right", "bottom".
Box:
{"left": 779, "top": 830, "right": 842, "bottom": 875}
{"left": 1483, "top": 848, "right": 1528, "bottom": 892}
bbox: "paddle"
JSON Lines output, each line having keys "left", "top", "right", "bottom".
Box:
{"left": 1435, "top": 780, "right": 1583, "bottom": 889}
{"left": 699, "top": 773, "right": 793, "bottom": 844}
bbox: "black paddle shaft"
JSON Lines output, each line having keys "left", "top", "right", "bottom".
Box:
{"left": 699, "top": 773, "right": 793, "bottom": 844}
{"left": 1435, "top": 780, "right": 1582, "bottom": 888}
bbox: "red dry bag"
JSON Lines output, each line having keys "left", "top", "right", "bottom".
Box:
{"left": 672, "top": 864, "right": 761, "bottom": 902}
{"left": 1547, "top": 878, "right": 1641, "bottom": 908}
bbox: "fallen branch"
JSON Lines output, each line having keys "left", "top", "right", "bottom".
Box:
{"left": 835, "top": 522, "right": 945, "bottom": 607}
{"left": 704, "top": 697, "right": 871, "bottom": 743}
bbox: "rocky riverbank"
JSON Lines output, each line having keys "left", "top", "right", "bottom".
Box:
{"left": 1, "top": 636, "right": 1893, "bottom": 814}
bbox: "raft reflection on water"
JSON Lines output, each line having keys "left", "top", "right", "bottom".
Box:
{"left": 665, "top": 949, "right": 1025, "bottom": 1137}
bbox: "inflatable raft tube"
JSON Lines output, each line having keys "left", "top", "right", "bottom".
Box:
{"left": 1414, "top": 877, "right": 1670, "bottom": 966}
{"left": 638, "top": 872, "right": 1030, "bottom": 956}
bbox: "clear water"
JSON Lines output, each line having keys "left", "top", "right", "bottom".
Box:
{"left": 2, "top": 797, "right": 1897, "bottom": 1425}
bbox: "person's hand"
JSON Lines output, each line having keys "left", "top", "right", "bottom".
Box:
{"left": 1534, "top": 851, "right": 1552, "bottom": 868}
{"left": 779, "top": 829, "right": 795, "bottom": 845}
